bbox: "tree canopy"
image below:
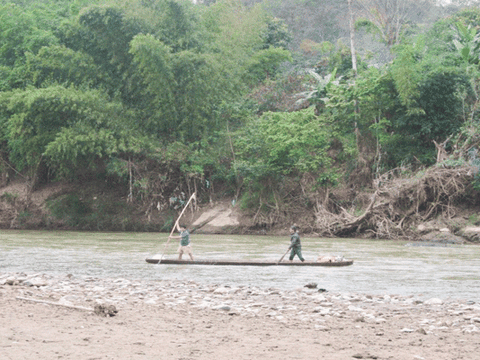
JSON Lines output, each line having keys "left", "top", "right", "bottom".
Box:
{"left": 1, "top": 0, "right": 480, "bottom": 227}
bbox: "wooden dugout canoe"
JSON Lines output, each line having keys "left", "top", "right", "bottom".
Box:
{"left": 145, "top": 258, "right": 353, "bottom": 267}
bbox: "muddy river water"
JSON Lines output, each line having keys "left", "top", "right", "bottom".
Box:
{"left": 0, "top": 230, "right": 479, "bottom": 302}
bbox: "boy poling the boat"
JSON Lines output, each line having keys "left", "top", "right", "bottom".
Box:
{"left": 169, "top": 223, "right": 194, "bottom": 261}
{"left": 288, "top": 225, "right": 305, "bottom": 262}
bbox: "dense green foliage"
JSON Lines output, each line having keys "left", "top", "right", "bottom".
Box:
{"left": 1, "top": 0, "right": 480, "bottom": 228}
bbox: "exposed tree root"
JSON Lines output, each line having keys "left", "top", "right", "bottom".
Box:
{"left": 315, "top": 166, "right": 478, "bottom": 238}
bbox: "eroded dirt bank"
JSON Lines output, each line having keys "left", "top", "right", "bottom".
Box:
{"left": 2, "top": 166, "right": 480, "bottom": 243}
{"left": 1, "top": 272, "right": 479, "bottom": 360}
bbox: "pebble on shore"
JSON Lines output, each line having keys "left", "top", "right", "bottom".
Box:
{"left": 1, "top": 271, "right": 479, "bottom": 335}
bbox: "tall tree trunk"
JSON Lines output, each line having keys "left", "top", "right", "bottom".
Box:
{"left": 348, "top": 0, "right": 357, "bottom": 77}
{"left": 348, "top": 0, "right": 360, "bottom": 151}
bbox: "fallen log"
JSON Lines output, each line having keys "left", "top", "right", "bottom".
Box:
{"left": 191, "top": 214, "right": 218, "bottom": 233}
{"left": 333, "top": 191, "right": 377, "bottom": 235}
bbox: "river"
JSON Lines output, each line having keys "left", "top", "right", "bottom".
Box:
{"left": 0, "top": 230, "right": 479, "bottom": 302}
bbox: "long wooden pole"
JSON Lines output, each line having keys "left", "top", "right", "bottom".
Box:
{"left": 159, "top": 192, "right": 196, "bottom": 263}
{"left": 277, "top": 247, "right": 290, "bottom": 264}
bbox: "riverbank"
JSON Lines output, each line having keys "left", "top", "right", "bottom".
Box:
{"left": 2, "top": 174, "right": 480, "bottom": 244}
{"left": 1, "top": 272, "right": 479, "bottom": 359}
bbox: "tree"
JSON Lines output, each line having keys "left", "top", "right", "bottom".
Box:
{"left": 0, "top": 86, "right": 142, "bottom": 179}
{"left": 129, "top": 33, "right": 237, "bottom": 142}
{"left": 260, "top": 16, "right": 292, "bottom": 50}
{"left": 154, "top": 0, "right": 202, "bottom": 52}
{"left": 388, "top": 40, "right": 475, "bottom": 164}
{"left": 0, "top": 3, "right": 58, "bottom": 88}
{"left": 244, "top": 46, "right": 292, "bottom": 84}
{"left": 263, "top": 0, "right": 349, "bottom": 50}
{"left": 77, "top": 4, "right": 147, "bottom": 106}
{"left": 233, "top": 107, "right": 338, "bottom": 220}
{"left": 24, "top": 45, "right": 101, "bottom": 88}
{"left": 128, "top": 34, "right": 177, "bottom": 136}
{"left": 355, "top": 0, "right": 411, "bottom": 47}
{"left": 353, "top": 0, "right": 444, "bottom": 48}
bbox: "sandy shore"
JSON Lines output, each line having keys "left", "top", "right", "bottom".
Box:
{"left": 1, "top": 272, "right": 479, "bottom": 360}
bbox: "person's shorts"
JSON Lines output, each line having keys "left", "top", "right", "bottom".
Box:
{"left": 178, "top": 245, "right": 193, "bottom": 256}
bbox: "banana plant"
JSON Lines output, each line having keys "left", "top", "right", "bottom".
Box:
{"left": 295, "top": 67, "right": 339, "bottom": 108}
{"left": 453, "top": 21, "right": 480, "bottom": 65}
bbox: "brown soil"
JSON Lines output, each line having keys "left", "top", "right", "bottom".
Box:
{"left": 1, "top": 283, "right": 479, "bottom": 360}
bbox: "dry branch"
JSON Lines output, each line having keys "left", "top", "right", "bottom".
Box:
{"left": 16, "top": 296, "right": 93, "bottom": 312}
{"left": 16, "top": 296, "right": 118, "bottom": 316}
{"left": 316, "top": 166, "right": 477, "bottom": 238}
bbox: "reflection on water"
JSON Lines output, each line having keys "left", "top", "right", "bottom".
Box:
{"left": 0, "top": 230, "right": 479, "bottom": 301}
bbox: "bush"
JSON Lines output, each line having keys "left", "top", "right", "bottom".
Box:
{"left": 47, "top": 194, "right": 92, "bottom": 227}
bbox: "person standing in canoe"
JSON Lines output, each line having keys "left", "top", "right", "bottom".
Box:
{"left": 169, "top": 223, "right": 194, "bottom": 261}
{"left": 289, "top": 225, "right": 305, "bottom": 262}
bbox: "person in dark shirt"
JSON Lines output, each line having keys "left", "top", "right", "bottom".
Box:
{"left": 289, "top": 225, "right": 305, "bottom": 262}
{"left": 169, "top": 224, "right": 194, "bottom": 260}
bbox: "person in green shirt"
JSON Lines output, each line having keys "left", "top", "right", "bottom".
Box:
{"left": 289, "top": 225, "right": 305, "bottom": 262}
{"left": 169, "top": 223, "right": 194, "bottom": 260}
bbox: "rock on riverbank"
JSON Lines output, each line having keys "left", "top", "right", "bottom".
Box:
{"left": 1, "top": 272, "right": 479, "bottom": 359}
